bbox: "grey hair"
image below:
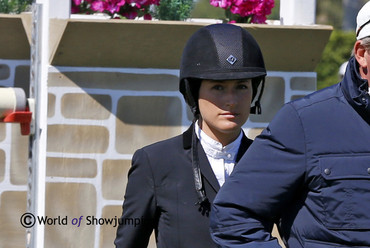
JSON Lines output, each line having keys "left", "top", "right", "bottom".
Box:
{"left": 361, "top": 37, "right": 370, "bottom": 49}
{"left": 351, "top": 37, "right": 370, "bottom": 56}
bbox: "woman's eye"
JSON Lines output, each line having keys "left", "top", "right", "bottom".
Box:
{"left": 212, "top": 85, "right": 224, "bottom": 90}
{"left": 237, "top": 84, "right": 249, "bottom": 90}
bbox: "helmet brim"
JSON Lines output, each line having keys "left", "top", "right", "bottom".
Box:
{"left": 182, "top": 68, "right": 266, "bottom": 81}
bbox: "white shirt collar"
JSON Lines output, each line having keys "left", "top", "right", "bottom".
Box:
{"left": 195, "top": 121, "right": 243, "bottom": 161}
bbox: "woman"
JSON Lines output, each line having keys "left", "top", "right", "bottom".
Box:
{"left": 114, "top": 23, "right": 266, "bottom": 248}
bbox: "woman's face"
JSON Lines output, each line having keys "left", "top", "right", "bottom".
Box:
{"left": 198, "top": 79, "right": 253, "bottom": 144}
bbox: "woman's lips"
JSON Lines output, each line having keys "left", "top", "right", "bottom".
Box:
{"left": 220, "top": 112, "right": 239, "bottom": 118}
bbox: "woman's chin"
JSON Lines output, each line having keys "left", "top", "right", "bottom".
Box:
{"left": 218, "top": 122, "right": 241, "bottom": 133}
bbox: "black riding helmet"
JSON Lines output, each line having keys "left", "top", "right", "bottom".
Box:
{"left": 179, "top": 23, "right": 266, "bottom": 117}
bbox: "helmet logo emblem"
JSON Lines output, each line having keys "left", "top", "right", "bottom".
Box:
{"left": 226, "top": 55, "right": 237, "bottom": 65}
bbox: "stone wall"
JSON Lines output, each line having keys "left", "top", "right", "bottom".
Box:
{"left": 0, "top": 16, "right": 332, "bottom": 248}
{"left": 0, "top": 62, "right": 316, "bottom": 247}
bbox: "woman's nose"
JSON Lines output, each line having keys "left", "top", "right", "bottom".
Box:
{"left": 225, "top": 91, "right": 237, "bottom": 107}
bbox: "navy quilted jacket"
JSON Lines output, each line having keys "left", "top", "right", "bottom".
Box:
{"left": 210, "top": 56, "right": 370, "bottom": 248}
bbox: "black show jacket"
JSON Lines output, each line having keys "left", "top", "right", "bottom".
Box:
{"left": 115, "top": 124, "right": 252, "bottom": 248}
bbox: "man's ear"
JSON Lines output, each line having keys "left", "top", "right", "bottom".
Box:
{"left": 354, "top": 40, "right": 368, "bottom": 68}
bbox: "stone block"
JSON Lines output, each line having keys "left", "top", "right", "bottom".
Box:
{"left": 44, "top": 182, "right": 96, "bottom": 248}
{"left": 100, "top": 205, "right": 122, "bottom": 248}
{"left": 49, "top": 72, "right": 178, "bottom": 91}
{"left": 102, "top": 159, "right": 130, "bottom": 200}
{"left": 0, "top": 191, "right": 27, "bottom": 248}
{"left": 10, "top": 125, "right": 28, "bottom": 185}
{"left": 61, "top": 93, "right": 111, "bottom": 120}
{"left": 0, "top": 64, "right": 10, "bottom": 80}
{"left": 0, "top": 124, "right": 5, "bottom": 142}
{"left": 116, "top": 96, "right": 182, "bottom": 154}
{"left": 47, "top": 124, "right": 109, "bottom": 153}
{"left": 48, "top": 93, "right": 56, "bottom": 118}
{"left": 46, "top": 157, "right": 97, "bottom": 178}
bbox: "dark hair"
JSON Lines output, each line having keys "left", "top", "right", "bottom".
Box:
{"left": 184, "top": 78, "right": 202, "bottom": 119}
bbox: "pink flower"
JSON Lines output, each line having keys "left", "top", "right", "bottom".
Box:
{"left": 71, "top": 6, "right": 80, "bottom": 13}
{"left": 105, "top": 0, "right": 126, "bottom": 13}
{"left": 210, "top": 0, "right": 231, "bottom": 9}
{"left": 73, "top": 0, "right": 83, "bottom": 5}
{"left": 71, "top": 0, "right": 168, "bottom": 19}
{"left": 123, "top": 10, "right": 138, "bottom": 19}
{"left": 91, "top": 0, "right": 106, "bottom": 12}
{"left": 134, "top": 0, "right": 147, "bottom": 6}
{"left": 212, "top": 0, "right": 274, "bottom": 23}
{"left": 143, "top": 13, "right": 152, "bottom": 20}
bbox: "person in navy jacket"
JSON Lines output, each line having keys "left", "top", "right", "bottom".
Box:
{"left": 114, "top": 24, "right": 267, "bottom": 248}
{"left": 210, "top": 2, "right": 370, "bottom": 248}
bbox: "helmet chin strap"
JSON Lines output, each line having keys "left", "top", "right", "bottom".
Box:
{"left": 191, "top": 128, "right": 210, "bottom": 215}
{"left": 185, "top": 79, "right": 210, "bottom": 212}
{"left": 250, "top": 101, "right": 261, "bottom": 115}
{"left": 250, "top": 78, "right": 265, "bottom": 115}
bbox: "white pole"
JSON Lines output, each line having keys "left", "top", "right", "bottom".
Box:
{"left": 280, "top": 0, "right": 316, "bottom": 25}
{"left": 27, "top": 0, "right": 49, "bottom": 247}
{"left": 27, "top": 1, "right": 70, "bottom": 247}
{"left": 49, "top": 0, "right": 71, "bottom": 19}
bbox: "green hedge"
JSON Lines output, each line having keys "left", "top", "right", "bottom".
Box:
{"left": 0, "top": 0, "right": 31, "bottom": 14}
{"left": 154, "top": 0, "right": 194, "bottom": 21}
{"left": 315, "top": 30, "right": 356, "bottom": 89}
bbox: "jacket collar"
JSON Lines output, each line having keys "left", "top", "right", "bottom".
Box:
{"left": 195, "top": 122, "right": 242, "bottom": 160}
{"left": 182, "top": 123, "right": 252, "bottom": 192}
{"left": 341, "top": 56, "right": 370, "bottom": 123}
